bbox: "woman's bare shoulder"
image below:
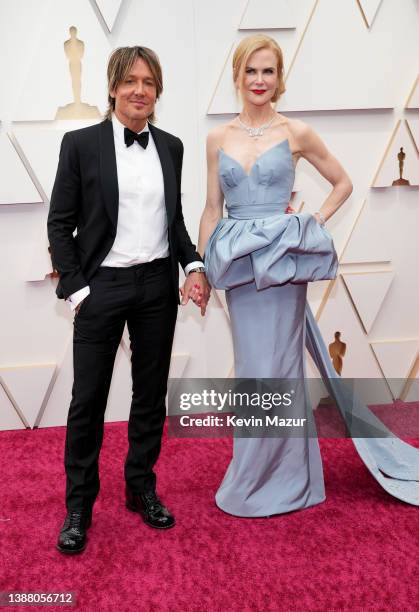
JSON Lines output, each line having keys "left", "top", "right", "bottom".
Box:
{"left": 280, "top": 116, "right": 312, "bottom": 138}
{"left": 207, "top": 121, "right": 237, "bottom": 149}
{"left": 280, "top": 117, "right": 318, "bottom": 152}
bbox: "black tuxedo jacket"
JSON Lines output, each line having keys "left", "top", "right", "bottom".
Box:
{"left": 47, "top": 119, "right": 202, "bottom": 303}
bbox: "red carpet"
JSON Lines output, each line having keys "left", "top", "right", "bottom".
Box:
{"left": 1, "top": 424, "right": 418, "bottom": 612}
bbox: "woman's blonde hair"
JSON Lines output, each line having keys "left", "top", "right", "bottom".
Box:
{"left": 105, "top": 46, "right": 163, "bottom": 123}
{"left": 232, "top": 34, "right": 285, "bottom": 103}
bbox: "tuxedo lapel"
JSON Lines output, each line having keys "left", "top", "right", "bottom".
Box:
{"left": 99, "top": 119, "right": 119, "bottom": 229}
{"left": 149, "top": 123, "right": 176, "bottom": 223}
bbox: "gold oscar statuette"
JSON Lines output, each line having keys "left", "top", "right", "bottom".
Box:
{"left": 392, "top": 147, "right": 410, "bottom": 186}
{"left": 55, "top": 26, "right": 101, "bottom": 120}
{"left": 328, "top": 331, "right": 346, "bottom": 376}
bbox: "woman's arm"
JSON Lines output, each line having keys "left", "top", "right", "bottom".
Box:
{"left": 197, "top": 129, "right": 225, "bottom": 257}
{"left": 295, "top": 120, "right": 353, "bottom": 223}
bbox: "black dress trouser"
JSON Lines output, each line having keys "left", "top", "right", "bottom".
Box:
{"left": 64, "top": 257, "right": 178, "bottom": 510}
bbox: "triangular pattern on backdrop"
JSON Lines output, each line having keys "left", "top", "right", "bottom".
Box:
{"left": 317, "top": 276, "right": 392, "bottom": 406}
{"left": 0, "top": 364, "right": 56, "bottom": 428}
{"left": 12, "top": 128, "right": 65, "bottom": 201}
{"left": 207, "top": 42, "right": 238, "bottom": 115}
{"left": 281, "top": 0, "right": 395, "bottom": 111}
{"left": 8, "top": 131, "right": 49, "bottom": 202}
{"left": 372, "top": 120, "right": 419, "bottom": 187}
{"left": 405, "top": 119, "right": 419, "bottom": 155}
{"left": 0, "top": 383, "right": 26, "bottom": 431}
{"left": 239, "top": 0, "right": 297, "bottom": 30}
{"left": 341, "top": 271, "right": 394, "bottom": 334}
{"left": 26, "top": 230, "right": 55, "bottom": 281}
{"left": 0, "top": 135, "right": 43, "bottom": 204}
{"left": 371, "top": 340, "right": 419, "bottom": 399}
{"left": 94, "top": 0, "right": 123, "bottom": 32}
{"left": 208, "top": 1, "right": 318, "bottom": 114}
{"left": 308, "top": 279, "right": 335, "bottom": 320}
{"left": 356, "top": 0, "right": 383, "bottom": 28}
{"left": 403, "top": 356, "right": 419, "bottom": 402}
{"left": 38, "top": 337, "right": 73, "bottom": 427}
{"left": 11, "top": 129, "right": 60, "bottom": 280}
{"left": 405, "top": 74, "right": 419, "bottom": 109}
{"left": 340, "top": 199, "right": 391, "bottom": 264}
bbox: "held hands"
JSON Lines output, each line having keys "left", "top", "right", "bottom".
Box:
{"left": 180, "top": 272, "right": 211, "bottom": 316}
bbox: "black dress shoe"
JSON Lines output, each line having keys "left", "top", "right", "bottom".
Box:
{"left": 56, "top": 509, "right": 92, "bottom": 554}
{"left": 126, "top": 488, "right": 175, "bottom": 529}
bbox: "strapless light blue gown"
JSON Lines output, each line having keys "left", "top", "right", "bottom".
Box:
{"left": 204, "top": 139, "right": 419, "bottom": 516}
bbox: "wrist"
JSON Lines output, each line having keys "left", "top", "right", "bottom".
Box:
{"left": 314, "top": 211, "right": 326, "bottom": 226}
{"left": 187, "top": 267, "right": 205, "bottom": 275}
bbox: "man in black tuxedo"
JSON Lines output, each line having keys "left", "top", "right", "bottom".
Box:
{"left": 48, "top": 46, "right": 210, "bottom": 554}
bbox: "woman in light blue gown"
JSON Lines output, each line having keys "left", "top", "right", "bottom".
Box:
{"left": 198, "top": 34, "right": 419, "bottom": 517}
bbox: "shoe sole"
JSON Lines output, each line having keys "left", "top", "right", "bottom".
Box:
{"left": 56, "top": 542, "right": 87, "bottom": 554}
{"left": 125, "top": 502, "right": 176, "bottom": 529}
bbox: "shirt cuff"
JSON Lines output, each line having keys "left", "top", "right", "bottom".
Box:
{"left": 184, "top": 261, "right": 205, "bottom": 276}
{"left": 67, "top": 286, "right": 90, "bottom": 311}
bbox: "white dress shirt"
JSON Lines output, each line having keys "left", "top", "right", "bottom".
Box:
{"left": 68, "top": 113, "right": 201, "bottom": 309}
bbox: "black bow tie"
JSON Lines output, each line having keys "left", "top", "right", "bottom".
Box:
{"left": 124, "top": 127, "right": 149, "bottom": 149}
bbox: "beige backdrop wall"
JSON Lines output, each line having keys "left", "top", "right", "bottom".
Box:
{"left": 0, "top": 0, "right": 418, "bottom": 430}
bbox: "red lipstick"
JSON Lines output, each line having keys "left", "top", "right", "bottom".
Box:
{"left": 252, "top": 89, "right": 266, "bottom": 95}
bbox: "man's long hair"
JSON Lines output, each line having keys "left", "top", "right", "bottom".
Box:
{"left": 105, "top": 46, "right": 163, "bottom": 123}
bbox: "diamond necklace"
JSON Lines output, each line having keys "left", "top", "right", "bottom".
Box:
{"left": 237, "top": 113, "right": 277, "bottom": 138}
